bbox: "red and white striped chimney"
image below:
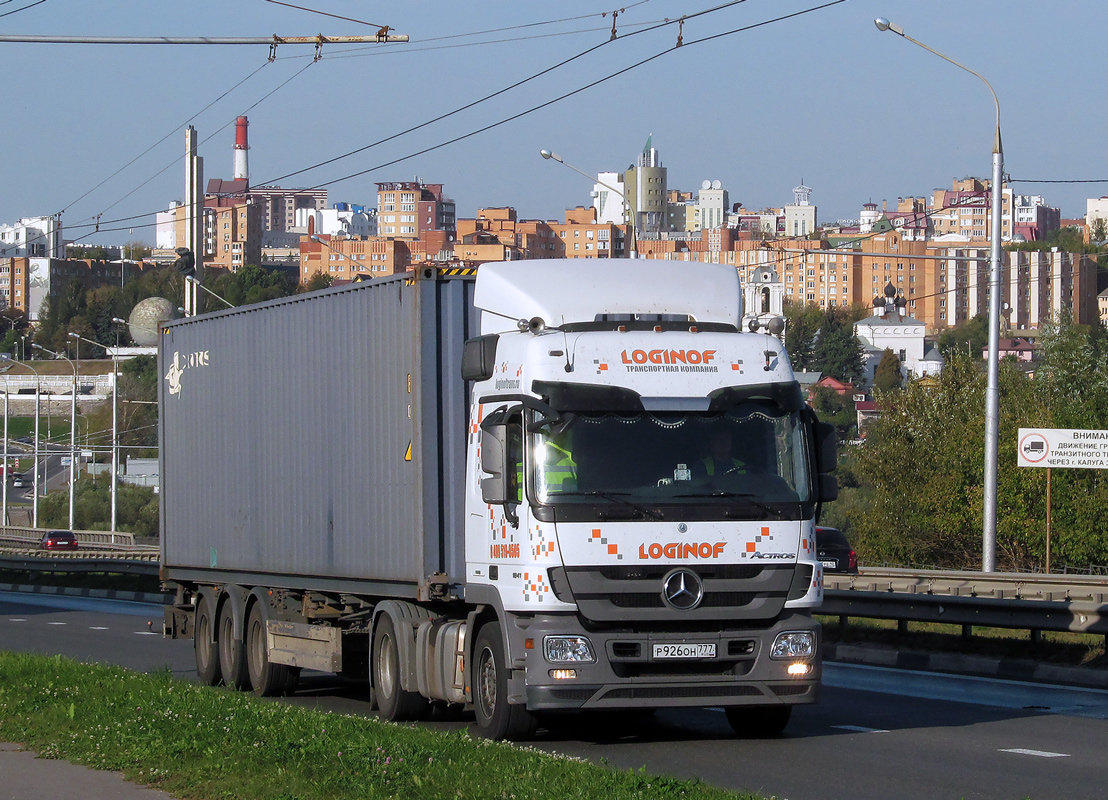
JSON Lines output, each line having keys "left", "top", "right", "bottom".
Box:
{"left": 233, "top": 115, "right": 249, "bottom": 183}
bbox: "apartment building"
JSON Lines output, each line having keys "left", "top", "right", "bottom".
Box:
{"left": 0, "top": 216, "right": 63, "bottom": 259}
{"left": 0, "top": 257, "right": 128, "bottom": 318}
{"left": 929, "top": 178, "right": 1059, "bottom": 243}
{"left": 376, "top": 181, "right": 455, "bottom": 240}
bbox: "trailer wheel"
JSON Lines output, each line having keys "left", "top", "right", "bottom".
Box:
{"left": 245, "top": 602, "right": 299, "bottom": 697}
{"left": 217, "top": 600, "right": 250, "bottom": 690}
{"left": 725, "top": 705, "right": 791, "bottom": 737}
{"left": 372, "top": 615, "right": 427, "bottom": 721}
{"left": 473, "top": 623, "right": 536, "bottom": 741}
{"left": 194, "top": 595, "right": 221, "bottom": 686}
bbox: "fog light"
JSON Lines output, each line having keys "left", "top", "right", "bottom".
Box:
{"left": 771, "top": 631, "right": 815, "bottom": 659}
{"left": 549, "top": 669, "right": 578, "bottom": 680}
{"left": 787, "top": 662, "right": 811, "bottom": 676}
{"left": 544, "top": 635, "right": 596, "bottom": 663}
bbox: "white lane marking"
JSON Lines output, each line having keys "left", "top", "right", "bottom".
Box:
{"left": 999, "top": 748, "right": 1070, "bottom": 758}
{"left": 47, "top": 622, "right": 66, "bottom": 625}
{"left": 133, "top": 631, "right": 158, "bottom": 635}
{"left": 7, "top": 618, "right": 27, "bottom": 622}
{"left": 833, "top": 725, "right": 889, "bottom": 733}
{"left": 89, "top": 626, "right": 109, "bottom": 630}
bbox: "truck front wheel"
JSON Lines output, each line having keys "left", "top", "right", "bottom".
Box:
{"left": 472, "top": 623, "right": 535, "bottom": 741}
{"left": 372, "top": 615, "right": 427, "bottom": 721}
{"left": 194, "top": 595, "right": 221, "bottom": 686}
{"left": 217, "top": 601, "right": 250, "bottom": 690}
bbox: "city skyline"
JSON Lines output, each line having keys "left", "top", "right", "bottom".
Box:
{"left": 1, "top": 1, "right": 1105, "bottom": 245}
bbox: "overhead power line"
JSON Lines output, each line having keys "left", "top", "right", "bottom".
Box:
{"left": 0, "top": 33, "right": 408, "bottom": 44}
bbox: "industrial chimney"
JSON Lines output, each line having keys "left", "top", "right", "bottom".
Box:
{"left": 233, "top": 116, "right": 249, "bottom": 184}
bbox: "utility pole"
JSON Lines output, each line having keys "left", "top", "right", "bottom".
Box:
{"left": 183, "top": 127, "right": 204, "bottom": 317}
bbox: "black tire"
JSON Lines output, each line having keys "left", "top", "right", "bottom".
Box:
{"left": 372, "top": 615, "right": 427, "bottom": 721}
{"left": 245, "top": 601, "right": 299, "bottom": 697}
{"left": 725, "top": 705, "right": 792, "bottom": 737}
{"left": 194, "top": 595, "right": 221, "bottom": 686}
{"left": 217, "top": 600, "right": 250, "bottom": 691}
{"left": 472, "top": 623, "right": 536, "bottom": 741}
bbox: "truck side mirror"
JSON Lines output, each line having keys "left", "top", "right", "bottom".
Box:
{"left": 813, "top": 421, "right": 837, "bottom": 475}
{"left": 479, "top": 426, "right": 508, "bottom": 505}
{"left": 462, "top": 335, "right": 499, "bottom": 381}
{"left": 811, "top": 420, "right": 838, "bottom": 505}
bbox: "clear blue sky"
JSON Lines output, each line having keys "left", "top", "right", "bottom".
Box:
{"left": 1, "top": 0, "right": 1104, "bottom": 246}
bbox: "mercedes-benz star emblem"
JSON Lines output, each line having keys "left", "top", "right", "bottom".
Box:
{"left": 661, "top": 568, "right": 704, "bottom": 610}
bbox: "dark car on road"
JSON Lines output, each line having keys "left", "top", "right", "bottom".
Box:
{"left": 815, "top": 526, "right": 857, "bottom": 574}
{"left": 39, "top": 530, "right": 79, "bottom": 551}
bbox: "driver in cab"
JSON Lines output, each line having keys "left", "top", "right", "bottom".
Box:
{"left": 692, "top": 430, "right": 746, "bottom": 479}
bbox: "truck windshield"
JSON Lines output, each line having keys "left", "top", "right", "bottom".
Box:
{"left": 530, "top": 402, "right": 811, "bottom": 509}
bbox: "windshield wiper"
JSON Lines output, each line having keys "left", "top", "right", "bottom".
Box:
{"left": 673, "top": 490, "right": 787, "bottom": 519}
{"left": 561, "top": 490, "right": 664, "bottom": 521}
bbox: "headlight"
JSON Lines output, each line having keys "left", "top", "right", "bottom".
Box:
{"left": 770, "top": 631, "right": 815, "bottom": 660}
{"left": 543, "top": 635, "right": 596, "bottom": 663}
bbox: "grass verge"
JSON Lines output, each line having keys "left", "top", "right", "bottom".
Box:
{"left": 0, "top": 651, "right": 755, "bottom": 800}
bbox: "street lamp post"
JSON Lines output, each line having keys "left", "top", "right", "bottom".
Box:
{"left": 874, "top": 17, "right": 1002, "bottom": 572}
{"left": 2, "top": 355, "right": 42, "bottom": 527}
{"left": 34, "top": 344, "right": 77, "bottom": 531}
{"left": 540, "top": 149, "right": 637, "bottom": 258}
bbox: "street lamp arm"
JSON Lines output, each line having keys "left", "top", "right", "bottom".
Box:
{"left": 185, "top": 275, "right": 235, "bottom": 308}
{"left": 874, "top": 18, "right": 1000, "bottom": 153}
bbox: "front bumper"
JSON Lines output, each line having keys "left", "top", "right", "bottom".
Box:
{"left": 510, "top": 611, "right": 820, "bottom": 711}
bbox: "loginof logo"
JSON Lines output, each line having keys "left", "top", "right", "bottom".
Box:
{"left": 164, "top": 350, "right": 210, "bottom": 397}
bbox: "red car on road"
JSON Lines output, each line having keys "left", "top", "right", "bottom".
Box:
{"left": 39, "top": 530, "right": 79, "bottom": 551}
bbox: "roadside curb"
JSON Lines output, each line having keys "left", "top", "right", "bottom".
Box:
{"left": 824, "top": 641, "right": 1108, "bottom": 691}
{"left": 0, "top": 582, "right": 172, "bottom": 605}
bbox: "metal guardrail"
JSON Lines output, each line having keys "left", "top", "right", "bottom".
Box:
{"left": 0, "top": 552, "right": 159, "bottom": 576}
{"left": 0, "top": 526, "right": 138, "bottom": 550}
{"left": 824, "top": 568, "right": 1108, "bottom": 638}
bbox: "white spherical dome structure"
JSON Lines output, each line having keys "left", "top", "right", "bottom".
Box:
{"left": 128, "top": 297, "right": 179, "bottom": 346}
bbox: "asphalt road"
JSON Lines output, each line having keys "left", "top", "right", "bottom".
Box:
{"left": 3, "top": 591, "right": 1108, "bottom": 800}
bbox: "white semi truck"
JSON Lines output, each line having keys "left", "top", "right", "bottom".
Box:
{"left": 161, "top": 259, "right": 837, "bottom": 739}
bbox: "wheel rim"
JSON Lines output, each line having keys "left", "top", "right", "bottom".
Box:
{"left": 377, "top": 632, "right": 397, "bottom": 697}
{"left": 197, "top": 610, "right": 211, "bottom": 663}
{"left": 248, "top": 617, "right": 264, "bottom": 682}
{"left": 220, "top": 611, "right": 233, "bottom": 664}
{"left": 477, "top": 645, "right": 497, "bottom": 718}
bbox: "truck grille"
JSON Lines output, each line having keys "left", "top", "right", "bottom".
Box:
{"left": 562, "top": 564, "right": 793, "bottom": 624}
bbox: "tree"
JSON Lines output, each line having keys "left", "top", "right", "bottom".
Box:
{"left": 811, "top": 309, "right": 866, "bottom": 386}
{"left": 838, "top": 312, "right": 1108, "bottom": 571}
{"left": 872, "top": 348, "right": 903, "bottom": 394}
{"left": 937, "top": 314, "right": 989, "bottom": 360}
{"left": 783, "top": 302, "right": 822, "bottom": 372}
{"left": 810, "top": 385, "right": 856, "bottom": 439}
{"left": 302, "top": 271, "right": 333, "bottom": 293}
{"left": 123, "top": 241, "right": 152, "bottom": 260}
{"left": 208, "top": 264, "right": 298, "bottom": 308}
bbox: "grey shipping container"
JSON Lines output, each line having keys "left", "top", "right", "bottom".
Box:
{"left": 159, "top": 269, "right": 478, "bottom": 599}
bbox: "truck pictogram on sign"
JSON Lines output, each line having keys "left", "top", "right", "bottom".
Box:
{"left": 1019, "top": 433, "right": 1049, "bottom": 463}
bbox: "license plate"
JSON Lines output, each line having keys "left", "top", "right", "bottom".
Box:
{"left": 652, "top": 643, "right": 716, "bottom": 659}
{"left": 820, "top": 559, "right": 837, "bottom": 569}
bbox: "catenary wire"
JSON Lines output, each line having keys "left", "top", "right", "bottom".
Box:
{"left": 0, "top": 0, "right": 46, "bottom": 18}
{"left": 59, "top": 60, "right": 274, "bottom": 219}
{"left": 254, "top": 0, "right": 752, "bottom": 187}
{"left": 298, "top": 0, "right": 844, "bottom": 192}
